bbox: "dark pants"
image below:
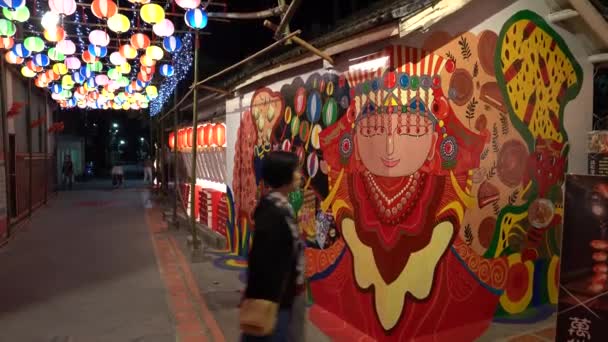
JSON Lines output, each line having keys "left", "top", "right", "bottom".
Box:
{"left": 63, "top": 174, "right": 73, "bottom": 190}
{"left": 241, "top": 309, "right": 290, "bottom": 342}
{"left": 112, "top": 174, "right": 123, "bottom": 187}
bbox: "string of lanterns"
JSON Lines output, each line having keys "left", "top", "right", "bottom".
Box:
{"left": 0, "top": 0, "right": 208, "bottom": 112}
{"left": 168, "top": 122, "right": 226, "bottom": 150}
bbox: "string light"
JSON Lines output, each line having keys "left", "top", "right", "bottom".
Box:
{"left": 149, "top": 33, "right": 192, "bottom": 117}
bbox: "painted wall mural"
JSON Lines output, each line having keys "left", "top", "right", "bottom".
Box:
{"left": 228, "top": 10, "right": 583, "bottom": 341}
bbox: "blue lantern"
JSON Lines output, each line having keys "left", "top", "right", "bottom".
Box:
{"left": 51, "top": 83, "right": 63, "bottom": 94}
{"left": 136, "top": 79, "right": 149, "bottom": 88}
{"left": 160, "top": 64, "right": 174, "bottom": 77}
{"left": 11, "top": 43, "right": 30, "bottom": 58}
{"left": 79, "top": 65, "right": 94, "bottom": 78}
{"left": 73, "top": 71, "right": 85, "bottom": 83}
{"left": 33, "top": 53, "right": 50, "bottom": 67}
{"left": 88, "top": 44, "right": 108, "bottom": 58}
{"left": 184, "top": 8, "right": 208, "bottom": 29}
{"left": 125, "top": 84, "right": 134, "bottom": 94}
{"left": 162, "top": 36, "right": 182, "bottom": 53}
{"left": 0, "top": 0, "right": 25, "bottom": 10}
{"left": 85, "top": 77, "right": 96, "bottom": 88}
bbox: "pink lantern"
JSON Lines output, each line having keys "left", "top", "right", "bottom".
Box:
{"left": 65, "top": 56, "right": 81, "bottom": 70}
{"left": 56, "top": 39, "right": 76, "bottom": 55}
{"left": 95, "top": 74, "right": 109, "bottom": 86}
{"left": 49, "top": 0, "right": 77, "bottom": 16}
{"left": 175, "top": 0, "right": 200, "bottom": 9}
{"left": 89, "top": 30, "right": 110, "bottom": 47}
{"left": 109, "top": 51, "right": 126, "bottom": 66}
{"left": 152, "top": 19, "right": 174, "bottom": 37}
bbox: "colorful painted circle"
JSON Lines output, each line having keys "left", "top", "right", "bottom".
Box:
{"left": 311, "top": 124, "right": 322, "bottom": 150}
{"left": 306, "top": 90, "right": 322, "bottom": 123}
{"left": 340, "top": 95, "right": 349, "bottom": 109}
{"left": 299, "top": 120, "right": 310, "bottom": 142}
{"left": 282, "top": 139, "right": 291, "bottom": 152}
{"left": 339, "top": 133, "right": 353, "bottom": 160}
{"left": 307, "top": 153, "right": 319, "bottom": 178}
{"left": 410, "top": 76, "right": 419, "bottom": 90}
{"left": 399, "top": 74, "right": 409, "bottom": 89}
{"left": 322, "top": 98, "right": 338, "bottom": 126}
{"left": 440, "top": 136, "right": 458, "bottom": 161}
{"left": 294, "top": 87, "right": 307, "bottom": 115}
{"left": 326, "top": 81, "right": 334, "bottom": 96}
{"left": 290, "top": 115, "right": 300, "bottom": 138}
{"left": 284, "top": 106, "right": 292, "bottom": 124}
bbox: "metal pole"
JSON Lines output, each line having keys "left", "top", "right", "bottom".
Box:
{"left": 26, "top": 80, "right": 32, "bottom": 217}
{"left": 0, "top": 59, "right": 10, "bottom": 237}
{"left": 190, "top": 31, "right": 201, "bottom": 255}
{"left": 172, "top": 91, "right": 179, "bottom": 230}
{"left": 43, "top": 102, "right": 48, "bottom": 204}
{"left": 159, "top": 117, "right": 165, "bottom": 194}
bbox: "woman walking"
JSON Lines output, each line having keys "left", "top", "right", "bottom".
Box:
{"left": 240, "top": 151, "right": 306, "bottom": 342}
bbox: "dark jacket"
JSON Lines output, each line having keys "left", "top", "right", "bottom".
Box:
{"left": 245, "top": 196, "right": 299, "bottom": 309}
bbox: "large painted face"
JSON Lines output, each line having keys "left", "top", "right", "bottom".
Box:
{"left": 355, "top": 113, "right": 437, "bottom": 177}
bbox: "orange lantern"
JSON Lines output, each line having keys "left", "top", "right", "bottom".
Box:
{"left": 91, "top": 0, "right": 118, "bottom": 20}
{"left": 186, "top": 127, "right": 193, "bottom": 148}
{"left": 203, "top": 124, "right": 213, "bottom": 146}
{"left": 141, "top": 65, "right": 155, "bottom": 74}
{"left": 178, "top": 129, "right": 185, "bottom": 149}
{"left": 45, "top": 69, "right": 60, "bottom": 81}
{"left": 130, "top": 33, "right": 150, "bottom": 50}
{"left": 27, "top": 60, "right": 44, "bottom": 72}
{"left": 0, "top": 36, "right": 14, "bottom": 50}
{"left": 82, "top": 50, "right": 97, "bottom": 64}
{"left": 212, "top": 123, "right": 226, "bottom": 147}
{"left": 44, "top": 26, "right": 66, "bottom": 42}
{"left": 168, "top": 132, "right": 175, "bottom": 150}
{"left": 196, "top": 125, "right": 204, "bottom": 147}
{"left": 137, "top": 71, "right": 153, "bottom": 82}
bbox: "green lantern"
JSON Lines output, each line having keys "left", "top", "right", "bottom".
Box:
{"left": 2, "top": 6, "right": 29, "bottom": 22}
{"left": 107, "top": 68, "right": 120, "bottom": 80}
{"left": 89, "top": 61, "right": 103, "bottom": 72}
{"left": 48, "top": 47, "right": 65, "bottom": 61}
{"left": 0, "top": 19, "right": 16, "bottom": 36}
{"left": 118, "top": 76, "right": 129, "bottom": 88}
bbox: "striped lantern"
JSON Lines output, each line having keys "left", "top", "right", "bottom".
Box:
{"left": 56, "top": 39, "right": 76, "bottom": 55}
{"left": 81, "top": 50, "right": 97, "bottom": 64}
{"left": 79, "top": 65, "right": 94, "bottom": 78}
{"left": 89, "top": 30, "right": 110, "bottom": 47}
{"left": 44, "top": 26, "right": 66, "bottom": 42}
{"left": 141, "top": 65, "right": 154, "bottom": 74}
{"left": 24, "top": 36, "right": 45, "bottom": 53}
{"left": 91, "top": 0, "right": 117, "bottom": 19}
{"left": 0, "top": 0, "right": 25, "bottom": 10}
{"left": 130, "top": 33, "right": 150, "bottom": 50}
{"left": 48, "top": 48, "right": 65, "bottom": 61}
{"left": 0, "top": 36, "right": 14, "bottom": 50}
{"left": 0, "top": 19, "right": 16, "bottom": 36}
{"left": 88, "top": 44, "right": 108, "bottom": 58}
{"left": 145, "top": 45, "right": 163, "bottom": 60}
{"left": 184, "top": 8, "right": 207, "bottom": 29}
{"left": 51, "top": 83, "right": 63, "bottom": 94}
{"left": 107, "top": 13, "right": 130, "bottom": 33}
{"left": 140, "top": 54, "right": 155, "bottom": 67}
{"left": 109, "top": 51, "right": 125, "bottom": 66}
{"left": 119, "top": 44, "right": 137, "bottom": 59}
{"left": 152, "top": 19, "right": 174, "bottom": 37}
{"left": 62, "top": 74, "right": 75, "bottom": 89}
{"left": 160, "top": 64, "right": 174, "bottom": 77}
{"left": 65, "top": 56, "right": 81, "bottom": 70}
{"left": 212, "top": 123, "right": 226, "bottom": 147}
{"left": 175, "top": 0, "right": 200, "bottom": 9}
{"left": 11, "top": 43, "right": 29, "bottom": 58}
{"left": 45, "top": 69, "right": 60, "bottom": 81}
{"left": 20, "top": 66, "right": 36, "bottom": 78}
{"left": 72, "top": 71, "right": 85, "bottom": 84}
{"left": 33, "top": 53, "right": 50, "bottom": 67}
{"left": 26, "top": 60, "right": 43, "bottom": 72}
{"left": 140, "top": 3, "right": 164, "bottom": 24}
{"left": 162, "top": 36, "right": 182, "bottom": 53}
{"left": 52, "top": 62, "right": 68, "bottom": 75}
{"left": 48, "top": 0, "right": 77, "bottom": 16}
{"left": 2, "top": 6, "right": 30, "bottom": 22}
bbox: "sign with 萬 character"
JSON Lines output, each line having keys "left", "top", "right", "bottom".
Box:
{"left": 557, "top": 174, "right": 608, "bottom": 341}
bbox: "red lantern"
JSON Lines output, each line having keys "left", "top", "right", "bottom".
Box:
{"left": 82, "top": 50, "right": 97, "bottom": 64}
{"left": 130, "top": 33, "right": 151, "bottom": 50}
{"left": 168, "top": 132, "right": 175, "bottom": 150}
{"left": 203, "top": 124, "right": 213, "bottom": 147}
{"left": 212, "top": 123, "right": 226, "bottom": 147}
{"left": 186, "top": 127, "right": 193, "bottom": 148}
{"left": 196, "top": 125, "right": 204, "bottom": 147}
{"left": 91, "top": 0, "right": 118, "bottom": 19}
{"left": 177, "top": 129, "right": 184, "bottom": 149}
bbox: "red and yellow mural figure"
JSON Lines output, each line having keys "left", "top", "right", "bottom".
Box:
{"left": 228, "top": 10, "right": 583, "bottom": 341}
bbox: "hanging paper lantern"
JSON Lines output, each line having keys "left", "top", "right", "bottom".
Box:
{"left": 45, "top": 69, "right": 60, "bottom": 81}
{"left": 79, "top": 65, "right": 94, "bottom": 78}
{"left": 32, "top": 53, "right": 50, "bottom": 67}
{"left": 184, "top": 8, "right": 208, "bottom": 29}
{"left": 152, "top": 19, "right": 174, "bottom": 37}
{"left": 2, "top": 6, "right": 29, "bottom": 22}
{"left": 141, "top": 65, "right": 154, "bottom": 74}
{"left": 26, "top": 60, "right": 43, "bottom": 72}
{"left": 88, "top": 61, "right": 103, "bottom": 73}
{"left": 137, "top": 70, "right": 152, "bottom": 82}
{"left": 20, "top": 66, "right": 36, "bottom": 78}
{"left": 34, "top": 77, "right": 48, "bottom": 88}
{"left": 0, "top": 0, "right": 25, "bottom": 10}
{"left": 130, "top": 33, "right": 150, "bottom": 50}
{"left": 0, "top": 19, "right": 16, "bottom": 36}
{"left": 44, "top": 26, "right": 66, "bottom": 42}
{"left": 91, "top": 0, "right": 117, "bottom": 19}
{"left": 48, "top": 48, "right": 65, "bottom": 61}
{"left": 51, "top": 83, "right": 63, "bottom": 94}
{"left": 159, "top": 64, "right": 174, "bottom": 77}
{"left": 119, "top": 44, "right": 137, "bottom": 59}
{"left": 52, "top": 63, "right": 68, "bottom": 75}
{"left": 175, "top": 0, "right": 200, "bottom": 10}
{"left": 146, "top": 85, "right": 158, "bottom": 98}
{"left": 56, "top": 39, "right": 76, "bottom": 55}
{"left": 125, "top": 84, "right": 134, "bottom": 94}
{"left": 136, "top": 79, "right": 148, "bottom": 88}
{"left": 62, "top": 74, "right": 74, "bottom": 89}
{"left": 41, "top": 12, "right": 60, "bottom": 30}
{"left": 0, "top": 36, "right": 14, "bottom": 50}
{"left": 24, "top": 37, "right": 45, "bottom": 53}
{"left": 65, "top": 56, "right": 80, "bottom": 70}
{"left": 140, "top": 54, "right": 155, "bottom": 67}
{"left": 85, "top": 77, "right": 97, "bottom": 90}
{"left": 82, "top": 50, "right": 97, "bottom": 64}
{"left": 118, "top": 76, "right": 129, "bottom": 87}
{"left": 48, "top": 0, "right": 76, "bottom": 16}
{"left": 95, "top": 74, "right": 109, "bottom": 86}
{"left": 140, "top": 3, "right": 164, "bottom": 24}
{"left": 145, "top": 45, "right": 163, "bottom": 60}
{"left": 88, "top": 30, "right": 110, "bottom": 47}
{"left": 88, "top": 44, "right": 108, "bottom": 58}
{"left": 117, "top": 62, "right": 131, "bottom": 74}
{"left": 107, "top": 13, "right": 130, "bottom": 33}
{"left": 11, "top": 43, "right": 29, "bottom": 58}
{"left": 72, "top": 71, "right": 85, "bottom": 83}
{"left": 162, "top": 36, "right": 182, "bottom": 53}
{"left": 109, "top": 51, "right": 125, "bottom": 66}
{"left": 107, "top": 68, "right": 120, "bottom": 80}
{"left": 212, "top": 123, "right": 226, "bottom": 147}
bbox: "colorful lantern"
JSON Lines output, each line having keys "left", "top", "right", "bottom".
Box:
{"left": 141, "top": 65, "right": 155, "bottom": 74}
{"left": 137, "top": 70, "right": 152, "bottom": 82}
{"left": 107, "top": 13, "right": 130, "bottom": 33}
{"left": 56, "top": 39, "right": 76, "bottom": 55}
{"left": 11, "top": 43, "right": 30, "bottom": 57}
{"left": 44, "top": 26, "right": 66, "bottom": 42}
{"left": 196, "top": 125, "right": 204, "bottom": 146}
{"left": 52, "top": 62, "right": 68, "bottom": 75}
{"left": 24, "top": 37, "right": 45, "bottom": 53}
{"left": 26, "top": 60, "right": 43, "bottom": 72}
{"left": 212, "top": 123, "right": 226, "bottom": 147}
{"left": 62, "top": 74, "right": 75, "bottom": 89}
{"left": 0, "top": 0, "right": 25, "bottom": 10}
{"left": 91, "top": 0, "right": 117, "bottom": 19}
{"left": 79, "top": 65, "right": 94, "bottom": 78}
{"left": 159, "top": 64, "right": 174, "bottom": 77}
{"left": 130, "top": 33, "right": 150, "bottom": 50}
{"left": 20, "top": 66, "right": 36, "bottom": 78}
{"left": 184, "top": 8, "right": 208, "bottom": 29}
{"left": 82, "top": 50, "right": 97, "bottom": 64}
{"left": 119, "top": 44, "right": 137, "bottom": 59}
{"left": 0, "top": 36, "right": 14, "bottom": 50}
{"left": 2, "top": 6, "right": 29, "bottom": 22}
{"left": 117, "top": 62, "right": 131, "bottom": 74}
{"left": 88, "top": 44, "right": 108, "bottom": 58}
{"left": 34, "top": 77, "right": 48, "bottom": 88}
{"left": 145, "top": 85, "right": 158, "bottom": 98}
{"left": 95, "top": 74, "right": 109, "bottom": 86}
{"left": 0, "top": 19, "right": 16, "bottom": 36}
{"left": 140, "top": 54, "right": 155, "bottom": 67}
{"left": 45, "top": 69, "right": 60, "bottom": 81}
{"left": 48, "top": 48, "right": 65, "bottom": 61}
{"left": 41, "top": 11, "right": 60, "bottom": 30}
{"left": 175, "top": 0, "right": 200, "bottom": 10}
{"left": 89, "top": 30, "right": 110, "bottom": 47}
{"left": 6, "top": 53, "right": 23, "bottom": 67}
{"left": 162, "top": 36, "right": 182, "bottom": 53}
{"left": 136, "top": 79, "right": 148, "bottom": 88}
{"left": 51, "top": 83, "right": 63, "bottom": 94}
{"left": 48, "top": 0, "right": 76, "bottom": 16}
{"left": 168, "top": 132, "right": 175, "bottom": 150}
{"left": 140, "top": 3, "right": 164, "bottom": 24}
{"left": 90, "top": 61, "right": 103, "bottom": 72}
{"left": 109, "top": 51, "right": 125, "bottom": 66}
{"left": 33, "top": 54, "right": 50, "bottom": 67}
{"left": 65, "top": 56, "right": 80, "bottom": 70}
{"left": 152, "top": 19, "right": 174, "bottom": 37}
{"left": 73, "top": 71, "right": 85, "bottom": 83}
{"left": 145, "top": 45, "right": 163, "bottom": 60}
{"left": 107, "top": 68, "right": 120, "bottom": 80}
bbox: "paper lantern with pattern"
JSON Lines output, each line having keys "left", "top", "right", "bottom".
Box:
{"left": 48, "top": 0, "right": 77, "bottom": 16}
{"left": 0, "top": 36, "right": 14, "bottom": 50}
{"left": 20, "top": 66, "right": 36, "bottom": 78}
{"left": 45, "top": 69, "right": 60, "bottom": 81}
{"left": 89, "top": 30, "right": 110, "bottom": 47}
{"left": 91, "top": 0, "right": 117, "bottom": 19}
{"left": 48, "top": 48, "right": 65, "bottom": 61}
{"left": 160, "top": 64, "right": 174, "bottom": 77}
{"left": 184, "top": 8, "right": 207, "bottom": 29}
{"left": 56, "top": 39, "right": 76, "bottom": 55}
{"left": 0, "top": 0, "right": 25, "bottom": 10}
{"left": 152, "top": 19, "right": 174, "bottom": 37}
{"left": 140, "top": 54, "right": 156, "bottom": 67}
{"left": 162, "top": 36, "right": 182, "bottom": 53}
{"left": 119, "top": 44, "right": 137, "bottom": 59}
{"left": 130, "top": 33, "right": 150, "bottom": 50}
{"left": 140, "top": 3, "right": 164, "bottom": 24}
{"left": 24, "top": 37, "right": 45, "bottom": 53}
{"left": 145, "top": 45, "right": 163, "bottom": 60}
{"left": 0, "top": 19, "right": 16, "bottom": 36}
{"left": 81, "top": 50, "right": 97, "bottom": 64}
{"left": 2, "top": 6, "right": 29, "bottom": 22}
{"left": 88, "top": 44, "right": 108, "bottom": 58}
{"left": 26, "top": 59, "right": 43, "bottom": 72}
{"left": 44, "top": 26, "right": 66, "bottom": 42}
{"left": 65, "top": 56, "right": 81, "bottom": 70}
{"left": 107, "top": 13, "right": 130, "bottom": 33}
{"left": 52, "top": 62, "right": 68, "bottom": 75}
{"left": 109, "top": 51, "right": 125, "bottom": 66}
{"left": 33, "top": 53, "right": 50, "bottom": 67}
{"left": 175, "top": 0, "right": 200, "bottom": 10}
